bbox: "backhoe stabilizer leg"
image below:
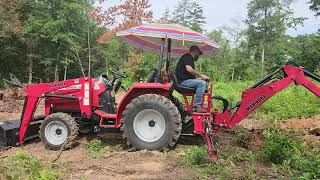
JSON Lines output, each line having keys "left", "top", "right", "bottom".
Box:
{"left": 203, "top": 119, "right": 218, "bottom": 161}
{"left": 19, "top": 96, "right": 39, "bottom": 144}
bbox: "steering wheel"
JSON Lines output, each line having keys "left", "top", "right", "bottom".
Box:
{"left": 109, "top": 68, "right": 127, "bottom": 78}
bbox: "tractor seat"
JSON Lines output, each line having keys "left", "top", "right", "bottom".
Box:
{"left": 170, "top": 72, "right": 196, "bottom": 94}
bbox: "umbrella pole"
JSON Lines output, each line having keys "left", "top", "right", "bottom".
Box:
{"left": 156, "top": 38, "right": 166, "bottom": 81}
{"left": 165, "top": 38, "right": 172, "bottom": 72}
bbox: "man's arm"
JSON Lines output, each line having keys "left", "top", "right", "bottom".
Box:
{"left": 185, "top": 65, "right": 210, "bottom": 80}
{"left": 186, "top": 65, "right": 201, "bottom": 77}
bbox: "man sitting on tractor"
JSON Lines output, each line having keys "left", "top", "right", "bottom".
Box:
{"left": 175, "top": 45, "right": 211, "bottom": 113}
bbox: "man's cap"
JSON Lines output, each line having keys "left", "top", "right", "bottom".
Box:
{"left": 190, "top": 45, "right": 203, "bottom": 55}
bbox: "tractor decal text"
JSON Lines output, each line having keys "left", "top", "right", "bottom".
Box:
{"left": 83, "top": 83, "right": 90, "bottom": 106}
{"left": 246, "top": 95, "right": 266, "bottom": 111}
{"left": 49, "top": 82, "right": 66, "bottom": 88}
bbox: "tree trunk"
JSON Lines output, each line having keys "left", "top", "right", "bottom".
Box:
{"left": 28, "top": 56, "right": 33, "bottom": 84}
{"left": 231, "top": 68, "right": 235, "bottom": 82}
{"left": 54, "top": 45, "right": 60, "bottom": 81}
{"left": 261, "top": 46, "right": 265, "bottom": 75}
{"left": 73, "top": 52, "right": 85, "bottom": 77}
{"left": 64, "top": 65, "right": 67, "bottom": 80}
{"left": 27, "top": 39, "right": 36, "bottom": 84}
{"left": 105, "top": 57, "right": 109, "bottom": 76}
{"left": 87, "top": 26, "right": 91, "bottom": 77}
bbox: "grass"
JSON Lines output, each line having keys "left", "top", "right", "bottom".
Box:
{"left": 179, "top": 146, "right": 236, "bottom": 179}
{"left": 0, "top": 151, "right": 62, "bottom": 180}
{"left": 87, "top": 138, "right": 110, "bottom": 158}
{"left": 260, "top": 126, "right": 320, "bottom": 179}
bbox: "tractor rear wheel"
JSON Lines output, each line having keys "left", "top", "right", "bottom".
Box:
{"left": 39, "top": 113, "right": 79, "bottom": 150}
{"left": 122, "top": 94, "right": 182, "bottom": 150}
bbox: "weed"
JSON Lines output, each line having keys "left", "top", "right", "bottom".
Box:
{"left": 0, "top": 150, "right": 61, "bottom": 180}
{"left": 242, "top": 165, "right": 257, "bottom": 180}
{"left": 260, "top": 127, "right": 302, "bottom": 164}
{"left": 227, "top": 147, "right": 256, "bottom": 162}
{"left": 179, "top": 146, "right": 235, "bottom": 179}
{"left": 87, "top": 138, "right": 109, "bottom": 158}
{"left": 180, "top": 146, "right": 207, "bottom": 166}
{"left": 261, "top": 126, "right": 320, "bottom": 179}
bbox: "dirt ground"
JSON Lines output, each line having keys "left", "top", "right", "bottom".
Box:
{"left": 0, "top": 89, "right": 319, "bottom": 179}
{"left": 1, "top": 135, "right": 198, "bottom": 180}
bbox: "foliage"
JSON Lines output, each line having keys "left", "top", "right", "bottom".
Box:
{"left": 245, "top": 0, "right": 305, "bottom": 74}
{"left": 1, "top": 0, "right": 320, "bottom": 91}
{"left": 179, "top": 146, "right": 235, "bottom": 179}
{"left": 180, "top": 146, "right": 208, "bottom": 166}
{"left": 260, "top": 127, "right": 302, "bottom": 164}
{"left": 310, "top": 0, "right": 320, "bottom": 16}
{"left": 243, "top": 166, "right": 257, "bottom": 180}
{"left": 289, "top": 34, "right": 320, "bottom": 72}
{"left": 91, "top": 0, "right": 153, "bottom": 43}
{"left": 171, "top": 0, "right": 206, "bottom": 33}
{"left": 260, "top": 126, "right": 320, "bottom": 178}
{"left": 0, "top": 150, "right": 61, "bottom": 180}
{"left": 87, "top": 138, "right": 109, "bottom": 158}
{"left": 226, "top": 147, "right": 256, "bottom": 163}
{"left": 0, "top": 0, "right": 21, "bottom": 38}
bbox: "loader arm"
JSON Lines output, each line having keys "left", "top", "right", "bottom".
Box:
{"left": 224, "top": 64, "right": 320, "bottom": 128}
{"left": 19, "top": 77, "right": 91, "bottom": 144}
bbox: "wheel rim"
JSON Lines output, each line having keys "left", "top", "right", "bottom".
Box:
{"left": 133, "top": 109, "right": 166, "bottom": 142}
{"left": 44, "top": 121, "right": 68, "bottom": 146}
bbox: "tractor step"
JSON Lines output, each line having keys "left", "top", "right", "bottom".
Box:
{"left": 94, "top": 110, "right": 119, "bottom": 128}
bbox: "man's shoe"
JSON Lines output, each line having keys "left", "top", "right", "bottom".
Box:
{"left": 193, "top": 106, "right": 207, "bottom": 113}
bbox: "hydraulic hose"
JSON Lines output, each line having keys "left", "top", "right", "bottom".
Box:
{"left": 304, "top": 69, "right": 320, "bottom": 83}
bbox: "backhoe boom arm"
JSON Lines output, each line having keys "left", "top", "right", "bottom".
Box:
{"left": 216, "top": 65, "right": 320, "bottom": 129}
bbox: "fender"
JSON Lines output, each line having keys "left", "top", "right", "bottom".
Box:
{"left": 116, "top": 82, "right": 171, "bottom": 126}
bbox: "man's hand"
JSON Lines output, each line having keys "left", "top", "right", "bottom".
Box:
{"left": 200, "top": 74, "right": 211, "bottom": 81}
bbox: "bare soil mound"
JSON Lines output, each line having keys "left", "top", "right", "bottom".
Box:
{"left": 280, "top": 116, "right": 320, "bottom": 131}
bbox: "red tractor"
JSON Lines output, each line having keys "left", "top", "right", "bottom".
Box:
{"left": 4, "top": 24, "right": 320, "bottom": 160}
{"left": 15, "top": 60, "right": 320, "bottom": 160}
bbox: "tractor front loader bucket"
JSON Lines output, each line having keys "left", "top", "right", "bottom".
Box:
{"left": 0, "top": 117, "right": 43, "bottom": 149}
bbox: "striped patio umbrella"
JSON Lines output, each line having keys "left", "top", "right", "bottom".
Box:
{"left": 116, "top": 23, "right": 220, "bottom": 57}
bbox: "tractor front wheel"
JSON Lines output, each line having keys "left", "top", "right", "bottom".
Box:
{"left": 39, "top": 113, "right": 79, "bottom": 150}
{"left": 122, "top": 94, "right": 182, "bottom": 150}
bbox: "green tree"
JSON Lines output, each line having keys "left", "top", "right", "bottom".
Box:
{"left": 172, "top": 0, "right": 206, "bottom": 32}
{"left": 288, "top": 34, "right": 320, "bottom": 71}
{"left": 159, "top": 8, "right": 171, "bottom": 23}
{"left": 0, "top": 0, "right": 21, "bottom": 38}
{"left": 0, "top": 0, "right": 24, "bottom": 85}
{"left": 310, "top": 0, "right": 320, "bottom": 16}
{"left": 245, "top": 0, "right": 304, "bottom": 74}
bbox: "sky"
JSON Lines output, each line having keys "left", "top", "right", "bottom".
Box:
{"left": 149, "top": 0, "right": 319, "bottom": 36}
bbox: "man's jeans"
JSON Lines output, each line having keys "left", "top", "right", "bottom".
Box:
{"left": 180, "top": 79, "right": 206, "bottom": 107}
